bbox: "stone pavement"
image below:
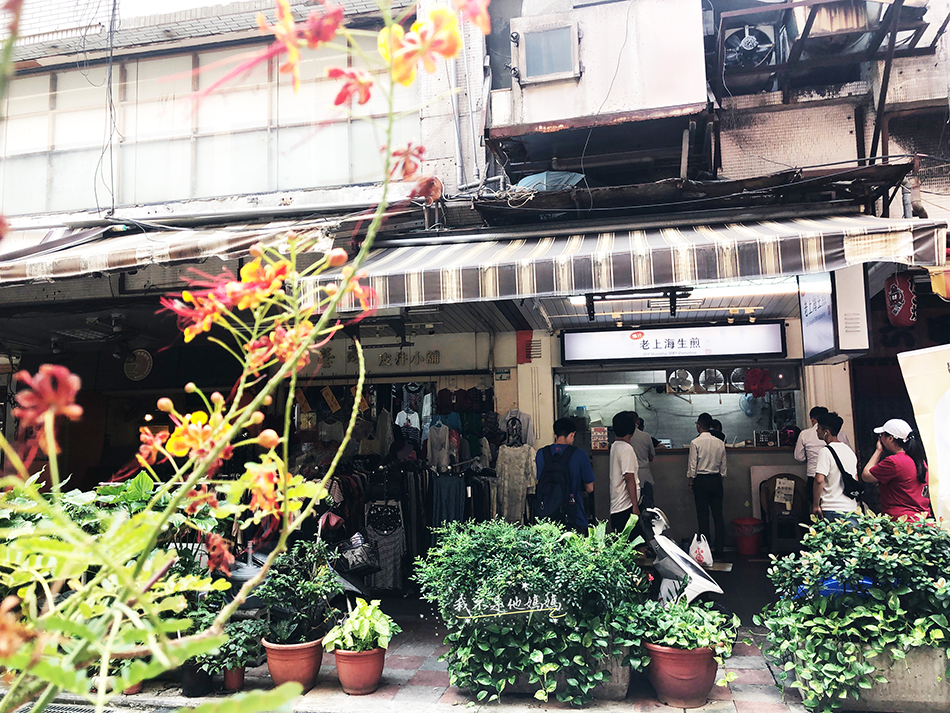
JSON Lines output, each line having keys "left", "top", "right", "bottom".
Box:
{"left": 84, "top": 622, "right": 814, "bottom": 713}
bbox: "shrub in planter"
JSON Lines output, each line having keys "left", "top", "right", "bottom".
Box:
{"left": 415, "top": 520, "right": 649, "bottom": 705}
{"left": 211, "top": 618, "right": 269, "bottom": 691}
{"left": 256, "top": 540, "right": 343, "bottom": 690}
{"left": 324, "top": 598, "right": 401, "bottom": 694}
{"left": 612, "top": 598, "right": 739, "bottom": 708}
{"left": 755, "top": 514, "right": 950, "bottom": 713}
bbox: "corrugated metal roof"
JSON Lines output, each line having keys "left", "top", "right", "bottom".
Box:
{"left": 14, "top": 0, "right": 410, "bottom": 63}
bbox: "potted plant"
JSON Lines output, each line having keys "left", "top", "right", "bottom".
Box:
{"left": 212, "top": 618, "right": 269, "bottom": 691}
{"left": 756, "top": 514, "right": 950, "bottom": 712}
{"left": 256, "top": 540, "right": 343, "bottom": 692}
{"left": 617, "top": 597, "right": 740, "bottom": 709}
{"left": 323, "top": 598, "right": 401, "bottom": 695}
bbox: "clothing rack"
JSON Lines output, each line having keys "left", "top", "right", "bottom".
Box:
{"left": 438, "top": 457, "right": 480, "bottom": 475}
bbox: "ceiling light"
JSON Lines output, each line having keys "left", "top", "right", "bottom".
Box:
{"left": 144, "top": 413, "right": 153, "bottom": 422}
{"left": 727, "top": 317, "right": 735, "bottom": 324}
{"left": 564, "top": 384, "right": 639, "bottom": 392}
{"left": 749, "top": 315, "right": 757, "bottom": 323}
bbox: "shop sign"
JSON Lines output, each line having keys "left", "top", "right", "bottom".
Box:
{"left": 561, "top": 323, "right": 784, "bottom": 363}
{"left": 495, "top": 368, "right": 511, "bottom": 381}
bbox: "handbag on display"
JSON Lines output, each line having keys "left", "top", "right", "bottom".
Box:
{"left": 337, "top": 532, "right": 382, "bottom": 575}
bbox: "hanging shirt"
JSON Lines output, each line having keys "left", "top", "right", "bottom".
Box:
{"left": 503, "top": 409, "right": 535, "bottom": 448}
{"left": 496, "top": 443, "right": 537, "bottom": 523}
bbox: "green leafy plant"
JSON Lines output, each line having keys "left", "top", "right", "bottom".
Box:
{"left": 213, "top": 618, "right": 269, "bottom": 672}
{"left": 323, "top": 598, "right": 401, "bottom": 652}
{"left": 414, "top": 519, "right": 649, "bottom": 706}
{"left": 611, "top": 597, "right": 740, "bottom": 672}
{"left": 255, "top": 540, "right": 343, "bottom": 644}
{"left": 754, "top": 514, "right": 950, "bottom": 712}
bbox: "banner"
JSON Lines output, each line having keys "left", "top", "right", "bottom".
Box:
{"left": 897, "top": 344, "right": 950, "bottom": 523}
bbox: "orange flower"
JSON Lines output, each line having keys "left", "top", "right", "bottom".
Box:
{"left": 186, "top": 484, "right": 219, "bottom": 515}
{"left": 410, "top": 175, "right": 444, "bottom": 205}
{"left": 138, "top": 427, "right": 169, "bottom": 466}
{"left": 205, "top": 534, "right": 235, "bottom": 574}
{"left": 166, "top": 411, "right": 213, "bottom": 458}
{"left": 227, "top": 257, "right": 292, "bottom": 311}
{"left": 326, "top": 247, "right": 349, "bottom": 267}
{"left": 390, "top": 141, "right": 425, "bottom": 180}
{"left": 13, "top": 365, "right": 83, "bottom": 461}
{"left": 0, "top": 596, "right": 36, "bottom": 661}
{"left": 160, "top": 290, "right": 227, "bottom": 342}
{"left": 378, "top": 8, "right": 461, "bottom": 86}
{"left": 454, "top": 0, "right": 491, "bottom": 35}
{"left": 245, "top": 457, "right": 284, "bottom": 516}
{"left": 327, "top": 66, "right": 373, "bottom": 106}
{"left": 257, "top": 0, "right": 302, "bottom": 90}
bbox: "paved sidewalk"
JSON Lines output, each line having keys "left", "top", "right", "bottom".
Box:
{"left": 93, "top": 621, "right": 810, "bottom": 713}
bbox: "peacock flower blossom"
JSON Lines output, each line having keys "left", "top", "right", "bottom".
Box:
{"left": 186, "top": 484, "right": 219, "bottom": 515}
{"left": 454, "top": 0, "right": 491, "bottom": 35}
{"left": 160, "top": 290, "right": 227, "bottom": 342}
{"left": 257, "top": 0, "right": 303, "bottom": 90}
{"left": 326, "top": 247, "right": 349, "bottom": 267}
{"left": 166, "top": 411, "right": 213, "bottom": 458}
{"left": 13, "top": 365, "right": 83, "bottom": 460}
{"left": 245, "top": 457, "right": 285, "bottom": 516}
{"left": 205, "top": 533, "right": 235, "bottom": 574}
{"left": 137, "top": 427, "right": 169, "bottom": 466}
{"left": 390, "top": 140, "right": 426, "bottom": 180}
{"left": 378, "top": 8, "right": 461, "bottom": 86}
{"left": 245, "top": 334, "right": 277, "bottom": 376}
{"left": 327, "top": 66, "right": 374, "bottom": 106}
{"left": 410, "top": 175, "right": 444, "bottom": 205}
{"left": 226, "top": 257, "right": 292, "bottom": 311}
{"left": 0, "top": 596, "right": 36, "bottom": 661}
{"left": 303, "top": 0, "right": 344, "bottom": 47}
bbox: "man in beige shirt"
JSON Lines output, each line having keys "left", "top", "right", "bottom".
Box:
{"left": 687, "top": 412, "right": 727, "bottom": 557}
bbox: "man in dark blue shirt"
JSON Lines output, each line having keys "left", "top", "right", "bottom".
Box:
{"left": 536, "top": 417, "right": 596, "bottom": 532}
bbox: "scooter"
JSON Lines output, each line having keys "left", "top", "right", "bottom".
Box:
{"left": 642, "top": 507, "right": 723, "bottom": 604}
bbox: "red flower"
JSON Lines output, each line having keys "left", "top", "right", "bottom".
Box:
{"left": 160, "top": 290, "right": 227, "bottom": 343}
{"left": 246, "top": 458, "right": 284, "bottom": 516}
{"left": 454, "top": 0, "right": 491, "bottom": 34}
{"left": 327, "top": 66, "right": 373, "bottom": 106}
{"left": 390, "top": 141, "right": 425, "bottom": 181}
{"left": 137, "top": 427, "right": 168, "bottom": 466}
{"left": 205, "top": 534, "right": 235, "bottom": 574}
{"left": 186, "top": 484, "right": 219, "bottom": 515}
{"left": 410, "top": 175, "right": 443, "bottom": 205}
{"left": 13, "top": 365, "right": 83, "bottom": 459}
{"left": 303, "top": 0, "right": 344, "bottom": 47}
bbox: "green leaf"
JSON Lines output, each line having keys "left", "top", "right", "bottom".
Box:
{"left": 181, "top": 683, "right": 303, "bottom": 713}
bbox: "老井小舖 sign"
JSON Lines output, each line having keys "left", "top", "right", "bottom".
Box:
{"left": 561, "top": 323, "right": 785, "bottom": 363}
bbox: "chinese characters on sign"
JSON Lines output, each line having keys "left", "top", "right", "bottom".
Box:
{"left": 639, "top": 337, "right": 702, "bottom": 353}
{"left": 378, "top": 350, "right": 441, "bottom": 368}
{"left": 449, "top": 592, "right": 565, "bottom": 620}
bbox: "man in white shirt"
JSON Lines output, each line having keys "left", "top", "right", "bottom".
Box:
{"left": 796, "top": 406, "right": 852, "bottom": 507}
{"left": 687, "top": 412, "right": 727, "bottom": 557}
{"left": 609, "top": 411, "right": 639, "bottom": 533}
{"left": 630, "top": 411, "right": 656, "bottom": 510}
{"left": 812, "top": 411, "right": 860, "bottom": 520}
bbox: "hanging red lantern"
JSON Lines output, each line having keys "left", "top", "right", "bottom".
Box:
{"left": 884, "top": 273, "right": 918, "bottom": 328}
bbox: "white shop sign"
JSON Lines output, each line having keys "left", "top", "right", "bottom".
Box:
{"left": 561, "top": 323, "right": 785, "bottom": 363}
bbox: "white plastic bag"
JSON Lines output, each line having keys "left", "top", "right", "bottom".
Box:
{"left": 689, "top": 534, "right": 713, "bottom": 567}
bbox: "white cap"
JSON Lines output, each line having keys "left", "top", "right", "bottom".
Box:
{"left": 873, "top": 418, "right": 913, "bottom": 440}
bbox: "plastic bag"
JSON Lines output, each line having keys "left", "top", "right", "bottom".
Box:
{"left": 689, "top": 534, "right": 713, "bottom": 567}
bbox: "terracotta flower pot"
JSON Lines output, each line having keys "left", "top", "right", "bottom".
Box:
{"left": 122, "top": 681, "right": 143, "bottom": 695}
{"left": 262, "top": 637, "right": 323, "bottom": 692}
{"left": 223, "top": 666, "right": 245, "bottom": 691}
{"left": 644, "top": 642, "right": 717, "bottom": 709}
{"left": 334, "top": 648, "right": 386, "bottom": 695}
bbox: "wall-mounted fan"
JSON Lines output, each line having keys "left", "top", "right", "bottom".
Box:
{"left": 730, "top": 367, "right": 747, "bottom": 392}
{"left": 123, "top": 349, "right": 153, "bottom": 382}
{"left": 699, "top": 368, "right": 725, "bottom": 393}
{"left": 668, "top": 369, "right": 694, "bottom": 393}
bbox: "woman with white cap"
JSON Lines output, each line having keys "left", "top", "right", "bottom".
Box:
{"left": 860, "top": 418, "right": 931, "bottom": 521}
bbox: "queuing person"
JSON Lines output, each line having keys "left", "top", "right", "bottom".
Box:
{"left": 637, "top": 416, "right": 662, "bottom": 448}
{"left": 535, "top": 417, "right": 595, "bottom": 533}
{"left": 861, "top": 418, "right": 932, "bottom": 521}
{"left": 796, "top": 406, "right": 851, "bottom": 506}
{"left": 609, "top": 411, "right": 639, "bottom": 533}
{"left": 630, "top": 411, "right": 656, "bottom": 511}
{"left": 812, "top": 411, "right": 860, "bottom": 521}
{"left": 687, "top": 412, "right": 727, "bottom": 558}
{"left": 710, "top": 419, "right": 726, "bottom": 442}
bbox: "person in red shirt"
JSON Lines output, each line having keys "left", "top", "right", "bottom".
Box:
{"left": 860, "top": 418, "right": 932, "bottom": 521}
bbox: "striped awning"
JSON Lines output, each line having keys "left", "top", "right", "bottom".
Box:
{"left": 307, "top": 214, "right": 948, "bottom": 309}
{"left": 0, "top": 220, "right": 332, "bottom": 284}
